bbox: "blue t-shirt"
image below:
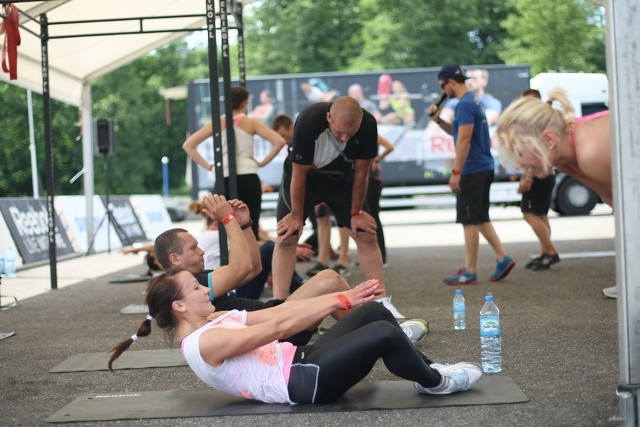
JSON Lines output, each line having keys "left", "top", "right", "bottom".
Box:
{"left": 452, "top": 92, "right": 494, "bottom": 174}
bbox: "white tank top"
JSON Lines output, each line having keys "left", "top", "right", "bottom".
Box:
{"left": 180, "top": 310, "right": 294, "bottom": 404}
{"left": 221, "top": 115, "right": 258, "bottom": 177}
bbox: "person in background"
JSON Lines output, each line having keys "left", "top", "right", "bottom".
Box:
{"left": 496, "top": 87, "right": 612, "bottom": 296}
{"left": 517, "top": 89, "right": 559, "bottom": 271}
{"left": 249, "top": 89, "right": 276, "bottom": 124}
{"left": 348, "top": 83, "right": 381, "bottom": 122}
{"left": 428, "top": 64, "right": 515, "bottom": 285}
{"left": 465, "top": 69, "right": 502, "bottom": 126}
{"left": 109, "top": 276, "right": 481, "bottom": 404}
{"left": 182, "top": 86, "right": 286, "bottom": 238}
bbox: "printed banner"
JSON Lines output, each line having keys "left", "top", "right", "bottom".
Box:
{"left": 0, "top": 198, "right": 75, "bottom": 264}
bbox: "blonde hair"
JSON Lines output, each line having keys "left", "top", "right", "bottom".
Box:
{"left": 496, "top": 88, "right": 575, "bottom": 173}
{"left": 188, "top": 199, "right": 214, "bottom": 227}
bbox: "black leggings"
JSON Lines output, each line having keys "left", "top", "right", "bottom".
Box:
{"left": 287, "top": 302, "right": 441, "bottom": 403}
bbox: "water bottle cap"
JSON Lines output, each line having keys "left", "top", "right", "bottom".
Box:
{"left": 485, "top": 295, "right": 493, "bottom": 301}
{"left": 454, "top": 289, "right": 462, "bottom": 295}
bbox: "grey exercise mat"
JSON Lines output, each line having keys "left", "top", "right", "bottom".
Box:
{"left": 46, "top": 376, "right": 528, "bottom": 423}
{"left": 120, "top": 304, "right": 149, "bottom": 314}
{"left": 109, "top": 274, "right": 152, "bottom": 284}
{"left": 49, "top": 349, "right": 186, "bottom": 373}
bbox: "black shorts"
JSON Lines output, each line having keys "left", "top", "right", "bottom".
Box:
{"left": 521, "top": 175, "right": 555, "bottom": 215}
{"left": 276, "top": 184, "right": 355, "bottom": 229}
{"left": 456, "top": 170, "right": 494, "bottom": 225}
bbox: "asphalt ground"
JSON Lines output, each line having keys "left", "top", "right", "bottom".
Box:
{"left": 0, "top": 206, "right": 620, "bottom": 426}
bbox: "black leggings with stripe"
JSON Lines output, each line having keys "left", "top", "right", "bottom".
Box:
{"left": 287, "top": 302, "right": 442, "bottom": 403}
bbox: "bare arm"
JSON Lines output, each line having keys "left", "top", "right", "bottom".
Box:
{"left": 182, "top": 122, "right": 214, "bottom": 171}
{"left": 201, "top": 195, "right": 253, "bottom": 298}
{"left": 200, "top": 280, "right": 382, "bottom": 367}
{"left": 227, "top": 199, "right": 263, "bottom": 285}
{"left": 276, "top": 163, "right": 311, "bottom": 240}
{"left": 252, "top": 120, "right": 286, "bottom": 167}
{"left": 448, "top": 123, "right": 473, "bottom": 193}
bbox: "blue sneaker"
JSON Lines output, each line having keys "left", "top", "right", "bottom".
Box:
{"left": 443, "top": 268, "right": 478, "bottom": 285}
{"left": 489, "top": 256, "right": 516, "bottom": 282}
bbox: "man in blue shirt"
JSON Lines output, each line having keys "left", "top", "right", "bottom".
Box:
{"left": 428, "top": 65, "right": 515, "bottom": 285}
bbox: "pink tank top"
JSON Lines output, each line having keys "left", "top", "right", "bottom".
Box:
{"left": 569, "top": 110, "right": 609, "bottom": 149}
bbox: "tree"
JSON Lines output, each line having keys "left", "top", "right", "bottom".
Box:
{"left": 244, "top": 0, "right": 363, "bottom": 74}
{"left": 351, "top": 0, "right": 514, "bottom": 70}
{"left": 500, "top": 0, "right": 606, "bottom": 75}
{"left": 0, "top": 83, "right": 81, "bottom": 197}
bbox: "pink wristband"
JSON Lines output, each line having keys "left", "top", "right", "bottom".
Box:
{"left": 335, "top": 294, "right": 352, "bottom": 311}
{"left": 221, "top": 213, "right": 236, "bottom": 225}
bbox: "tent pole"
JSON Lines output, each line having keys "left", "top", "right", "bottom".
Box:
{"left": 40, "top": 12, "right": 58, "bottom": 291}
{"left": 604, "top": 0, "right": 640, "bottom": 425}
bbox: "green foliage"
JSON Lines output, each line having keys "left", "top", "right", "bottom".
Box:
{"left": 0, "top": 84, "right": 81, "bottom": 197}
{"left": 244, "top": 0, "right": 363, "bottom": 74}
{"left": 500, "top": 0, "right": 605, "bottom": 74}
{"left": 0, "top": 2, "right": 607, "bottom": 198}
{"left": 358, "top": 0, "right": 514, "bottom": 69}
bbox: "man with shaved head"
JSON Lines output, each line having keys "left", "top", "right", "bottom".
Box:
{"left": 271, "top": 96, "right": 407, "bottom": 319}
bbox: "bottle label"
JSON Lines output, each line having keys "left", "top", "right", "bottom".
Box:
{"left": 480, "top": 316, "right": 500, "bottom": 337}
{"left": 453, "top": 301, "right": 465, "bottom": 313}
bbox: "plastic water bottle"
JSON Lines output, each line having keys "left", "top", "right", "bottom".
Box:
{"left": 453, "top": 289, "right": 466, "bottom": 330}
{"left": 4, "top": 248, "right": 16, "bottom": 278}
{"left": 479, "top": 294, "right": 502, "bottom": 373}
{"left": 0, "top": 256, "right": 5, "bottom": 276}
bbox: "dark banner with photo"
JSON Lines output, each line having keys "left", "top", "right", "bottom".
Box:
{"left": 101, "top": 196, "right": 148, "bottom": 245}
{"left": 0, "top": 198, "right": 76, "bottom": 264}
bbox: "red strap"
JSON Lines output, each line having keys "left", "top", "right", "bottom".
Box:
{"left": 1, "top": 4, "right": 21, "bottom": 80}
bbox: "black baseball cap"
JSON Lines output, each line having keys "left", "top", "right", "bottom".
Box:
{"left": 437, "top": 64, "right": 469, "bottom": 83}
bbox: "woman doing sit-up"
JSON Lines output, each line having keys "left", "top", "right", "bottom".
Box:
{"left": 109, "top": 274, "right": 482, "bottom": 404}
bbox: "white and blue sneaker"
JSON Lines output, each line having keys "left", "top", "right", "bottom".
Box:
{"left": 400, "top": 319, "right": 429, "bottom": 343}
{"left": 415, "top": 362, "right": 483, "bottom": 395}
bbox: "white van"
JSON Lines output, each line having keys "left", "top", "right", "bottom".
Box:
{"left": 530, "top": 72, "right": 609, "bottom": 215}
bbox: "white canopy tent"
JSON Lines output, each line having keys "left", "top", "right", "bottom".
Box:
{"left": 0, "top": 0, "right": 249, "bottom": 282}
{"left": 1, "top": 1, "right": 638, "bottom": 423}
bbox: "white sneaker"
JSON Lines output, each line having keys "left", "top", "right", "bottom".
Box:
{"left": 400, "top": 319, "right": 429, "bottom": 343}
{"left": 602, "top": 286, "right": 617, "bottom": 299}
{"left": 415, "top": 362, "right": 483, "bottom": 395}
{"left": 376, "top": 296, "right": 406, "bottom": 320}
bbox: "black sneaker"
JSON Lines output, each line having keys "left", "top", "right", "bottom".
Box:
{"left": 530, "top": 253, "right": 560, "bottom": 271}
{"left": 525, "top": 256, "right": 542, "bottom": 269}
{"left": 331, "top": 263, "right": 351, "bottom": 277}
{"left": 306, "top": 262, "right": 329, "bottom": 277}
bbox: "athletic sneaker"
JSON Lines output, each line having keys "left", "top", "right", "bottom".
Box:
{"left": 305, "top": 262, "right": 329, "bottom": 277}
{"left": 489, "top": 256, "right": 516, "bottom": 282}
{"left": 443, "top": 268, "right": 478, "bottom": 285}
{"left": 415, "top": 362, "right": 483, "bottom": 395}
{"left": 602, "top": 285, "right": 617, "bottom": 299}
{"left": 400, "top": 319, "right": 429, "bottom": 343}
{"left": 528, "top": 253, "right": 560, "bottom": 271}
{"left": 377, "top": 296, "right": 406, "bottom": 320}
{"left": 331, "top": 263, "right": 351, "bottom": 277}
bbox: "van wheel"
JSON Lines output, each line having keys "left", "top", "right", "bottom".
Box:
{"left": 554, "top": 176, "right": 599, "bottom": 216}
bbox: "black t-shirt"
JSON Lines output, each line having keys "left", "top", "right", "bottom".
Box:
{"left": 283, "top": 102, "right": 378, "bottom": 189}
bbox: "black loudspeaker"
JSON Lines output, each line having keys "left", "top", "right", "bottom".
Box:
{"left": 94, "top": 119, "right": 116, "bottom": 156}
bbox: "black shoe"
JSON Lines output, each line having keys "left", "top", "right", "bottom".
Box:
{"left": 530, "top": 253, "right": 560, "bottom": 271}
{"left": 306, "top": 262, "right": 329, "bottom": 277}
{"left": 525, "top": 256, "right": 542, "bottom": 269}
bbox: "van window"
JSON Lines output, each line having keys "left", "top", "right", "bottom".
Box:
{"left": 581, "top": 102, "right": 608, "bottom": 116}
